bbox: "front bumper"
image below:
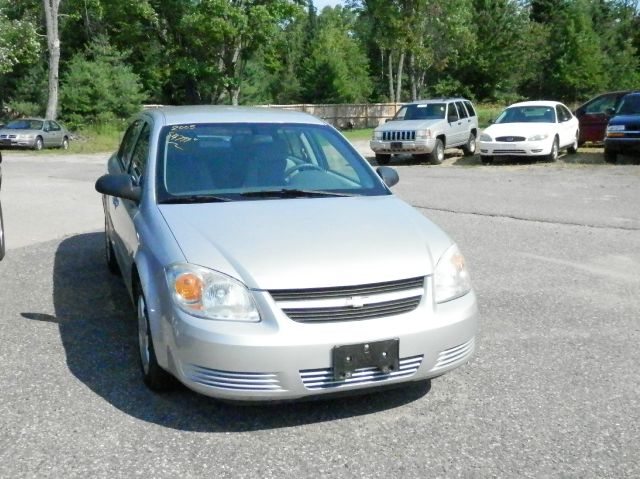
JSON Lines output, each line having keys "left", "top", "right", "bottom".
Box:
{"left": 479, "top": 140, "right": 553, "bottom": 157}
{"left": 0, "top": 138, "right": 36, "bottom": 149}
{"left": 604, "top": 136, "right": 640, "bottom": 154}
{"left": 158, "top": 287, "right": 478, "bottom": 401}
{"left": 370, "top": 138, "right": 436, "bottom": 155}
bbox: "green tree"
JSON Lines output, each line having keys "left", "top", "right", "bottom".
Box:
{"left": 59, "top": 38, "right": 145, "bottom": 127}
{"left": 301, "top": 6, "right": 372, "bottom": 103}
{"left": 0, "top": 8, "right": 39, "bottom": 75}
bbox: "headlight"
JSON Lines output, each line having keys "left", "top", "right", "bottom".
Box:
{"left": 415, "top": 129, "right": 432, "bottom": 139}
{"left": 372, "top": 130, "right": 383, "bottom": 140}
{"left": 527, "top": 133, "right": 549, "bottom": 141}
{"left": 479, "top": 133, "right": 492, "bottom": 142}
{"left": 165, "top": 263, "right": 260, "bottom": 322}
{"left": 434, "top": 244, "right": 472, "bottom": 303}
{"left": 607, "top": 125, "right": 625, "bottom": 131}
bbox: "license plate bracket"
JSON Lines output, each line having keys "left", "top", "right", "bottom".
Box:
{"left": 332, "top": 339, "right": 399, "bottom": 381}
{"left": 390, "top": 141, "right": 403, "bottom": 149}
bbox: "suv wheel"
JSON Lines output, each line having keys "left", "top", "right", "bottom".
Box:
{"left": 429, "top": 139, "right": 445, "bottom": 165}
{"left": 375, "top": 153, "right": 391, "bottom": 165}
{"left": 462, "top": 132, "right": 476, "bottom": 156}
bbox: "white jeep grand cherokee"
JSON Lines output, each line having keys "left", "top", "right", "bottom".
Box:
{"left": 371, "top": 98, "right": 479, "bottom": 165}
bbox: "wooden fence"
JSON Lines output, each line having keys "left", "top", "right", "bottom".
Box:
{"left": 261, "top": 103, "right": 403, "bottom": 129}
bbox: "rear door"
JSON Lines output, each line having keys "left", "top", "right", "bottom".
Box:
{"left": 447, "top": 102, "right": 465, "bottom": 146}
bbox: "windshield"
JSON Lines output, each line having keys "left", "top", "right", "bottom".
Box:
{"left": 617, "top": 95, "right": 640, "bottom": 115}
{"left": 6, "top": 119, "right": 43, "bottom": 130}
{"left": 495, "top": 106, "right": 556, "bottom": 124}
{"left": 396, "top": 103, "right": 446, "bottom": 121}
{"left": 156, "top": 123, "right": 389, "bottom": 203}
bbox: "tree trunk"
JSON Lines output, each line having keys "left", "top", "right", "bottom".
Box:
{"left": 409, "top": 54, "right": 417, "bottom": 101}
{"left": 395, "top": 51, "right": 405, "bottom": 103}
{"left": 44, "top": 0, "right": 61, "bottom": 120}
{"left": 387, "top": 50, "right": 395, "bottom": 102}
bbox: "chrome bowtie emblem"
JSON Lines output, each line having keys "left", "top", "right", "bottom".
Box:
{"left": 346, "top": 296, "right": 365, "bottom": 308}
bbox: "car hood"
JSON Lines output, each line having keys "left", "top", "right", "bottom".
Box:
{"left": 483, "top": 122, "right": 556, "bottom": 138}
{"left": 375, "top": 119, "right": 442, "bottom": 131}
{"left": 158, "top": 195, "right": 452, "bottom": 290}
{"left": 609, "top": 114, "right": 640, "bottom": 126}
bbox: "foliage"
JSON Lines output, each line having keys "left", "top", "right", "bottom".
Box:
{"left": 59, "top": 38, "right": 146, "bottom": 128}
{"left": 0, "top": 9, "right": 39, "bottom": 74}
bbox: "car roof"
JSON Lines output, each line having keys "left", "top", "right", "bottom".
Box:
{"left": 507, "top": 101, "right": 563, "bottom": 108}
{"left": 143, "top": 105, "right": 327, "bottom": 127}
{"left": 408, "top": 98, "right": 470, "bottom": 105}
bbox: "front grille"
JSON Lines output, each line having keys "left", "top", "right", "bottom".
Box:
{"left": 430, "top": 338, "right": 475, "bottom": 373}
{"left": 300, "top": 355, "right": 423, "bottom": 390}
{"left": 495, "top": 136, "right": 525, "bottom": 142}
{"left": 284, "top": 296, "right": 421, "bottom": 322}
{"left": 270, "top": 277, "right": 425, "bottom": 323}
{"left": 382, "top": 130, "right": 416, "bottom": 141}
{"left": 493, "top": 149, "right": 526, "bottom": 154}
{"left": 270, "top": 277, "right": 424, "bottom": 301}
{"left": 184, "top": 364, "right": 283, "bottom": 391}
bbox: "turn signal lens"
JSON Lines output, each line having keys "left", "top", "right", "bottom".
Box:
{"left": 175, "top": 273, "right": 203, "bottom": 302}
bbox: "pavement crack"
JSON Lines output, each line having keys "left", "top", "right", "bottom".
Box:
{"left": 413, "top": 204, "right": 640, "bottom": 231}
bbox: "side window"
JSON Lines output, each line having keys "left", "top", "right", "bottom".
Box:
{"left": 130, "top": 123, "right": 151, "bottom": 179}
{"left": 117, "top": 120, "right": 143, "bottom": 170}
{"left": 464, "top": 101, "right": 476, "bottom": 117}
{"left": 585, "top": 95, "right": 617, "bottom": 114}
{"left": 49, "top": 121, "right": 61, "bottom": 131}
{"left": 561, "top": 106, "right": 573, "bottom": 122}
{"left": 43, "top": 121, "right": 51, "bottom": 132}
{"left": 393, "top": 106, "right": 407, "bottom": 120}
{"left": 447, "top": 103, "right": 459, "bottom": 120}
{"left": 556, "top": 106, "right": 571, "bottom": 122}
{"left": 455, "top": 101, "right": 468, "bottom": 119}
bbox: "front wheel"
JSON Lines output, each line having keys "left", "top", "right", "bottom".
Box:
{"left": 462, "top": 132, "right": 476, "bottom": 156}
{"left": 137, "top": 289, "right": 175, "bottom": 391}
{"left": 34, "top": 137, "right": 43, "bottom": 151}
{"left": 429, "top": 139, "right": 445, "bottom": 165}
{"left": 547, "top": 137, "right": 559, "bottom": 162}
{"left": 375, "top": 153, "right": 391, "bottom": 165}
{"left": 61, "top": 137, "right": 69, "bottom": 150}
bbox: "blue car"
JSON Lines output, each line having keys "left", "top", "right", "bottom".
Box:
{"left": 604, "top": 92, "right": 640, "bottom": 163}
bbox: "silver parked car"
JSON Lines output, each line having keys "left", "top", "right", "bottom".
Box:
{"left": 0, "top": 118, "right": 70, "bottom": 150}
{"left": 96, "top": 106, "right": 478, "bottom": 401}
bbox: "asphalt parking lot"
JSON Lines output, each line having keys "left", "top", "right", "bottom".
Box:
{"left": 0, "top": 146, "right": 639, "bottom": 478}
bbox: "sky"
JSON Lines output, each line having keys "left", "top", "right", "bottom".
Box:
{"left": 314, "top": 0, "right": 343, "bottom": 9}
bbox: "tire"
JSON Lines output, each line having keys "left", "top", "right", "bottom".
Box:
{"left": 462, "top": 132, "right": 477, "bottom": 156}
{"left": 429, "top": 139, "right": 445, "bottom": 165}
{"left": 604, "top": 149, "right": 617, "bottom": 164}
{"left": 547, "top": 136, "right": 559, "bottom": 162}
{"left": 481, "top": 155, "right": 493, "bottom": 165}
{"left": 104, "top": 218, "right": 120, "bottom": 275}
{"left": 136, "top": 287, "right": 175, "bottom": 391}
{"left": 34, "top": 136, "right": 43, "bottom": 151}
{"left": 567, "top": 132, "right": 578, "bottom": 154}
{"left": 375, "top": 153, "right": 391, "bottom": 165}
{"left": 61, "top": 137, "right": 69, "bottom": 150}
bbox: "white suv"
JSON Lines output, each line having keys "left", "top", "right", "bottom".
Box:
{"left": 371, "top": 98, "right": 479, "bottom": 164}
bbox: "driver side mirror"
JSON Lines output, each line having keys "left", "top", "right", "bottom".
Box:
{"left": 376, "top": 166, "right": 399, "bottom": 188}
{"left": 605, "top": 107, "right": 616, "bottom": 117}
{"left": 95, "top": 174, "right": 142, "bottom": 203}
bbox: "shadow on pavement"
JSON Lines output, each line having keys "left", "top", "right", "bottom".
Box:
{"left": 30, "top": 232, "right": 430, "bottom": 432}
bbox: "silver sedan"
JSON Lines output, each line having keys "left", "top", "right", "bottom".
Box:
{"left": 96, "top": 106, "right": 478, "bottom": 401}
{"left": 0, "top": 118, "right": 70, "bottom": 150}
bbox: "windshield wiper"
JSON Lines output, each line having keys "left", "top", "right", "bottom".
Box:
{"left": 240, "top": 188, "right": 353, "bottom": 198}
{"left": 159, "top": 194, "right": 231, "bottom": 204}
